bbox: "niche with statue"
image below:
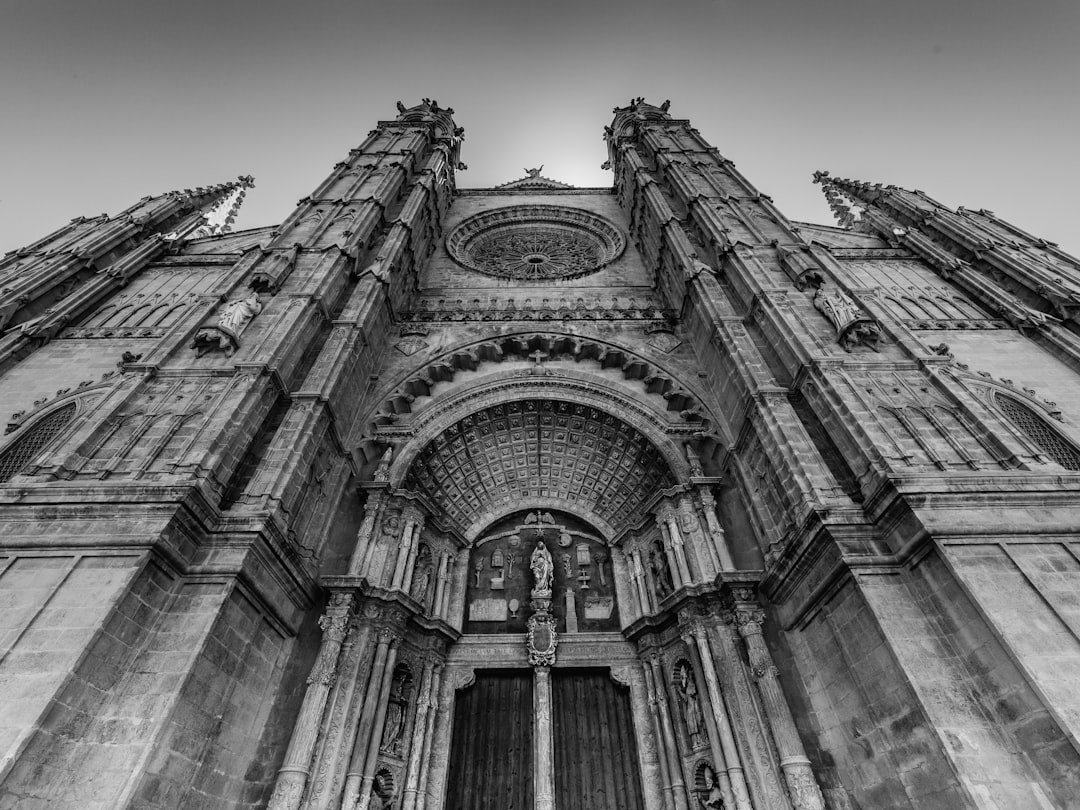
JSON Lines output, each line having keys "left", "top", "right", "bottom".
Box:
{"left": 464, "top": 509, "right": 619, "bottom": 634}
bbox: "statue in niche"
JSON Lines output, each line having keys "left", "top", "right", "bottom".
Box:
{"left": 651, "top": 545, "right": 673, "bottom": 598}
{"left": 699, "top": 764, "right": 725, "bottom": 809}
{"left": 191, "top": 292, "right": 262, "bottom": 357}
{"left": 813, "top": 286, "right": 861, "bottom": 332}
{"left": 373, "top": 446, "right": 393, "bottom": 481}
{"left": 678, "top": 662, "right": 707, "bottom": 749}
{"left": 218, "top": 292, "right": 262, "bottom": 336}
{"left": 410, "top": 545, "right": 433, "bottom": 609}
{"left": 379, "top": 667, "right": 411, "bottom": 755}
{"left": 531, "top": 541, "right": 554, "bottom": 594}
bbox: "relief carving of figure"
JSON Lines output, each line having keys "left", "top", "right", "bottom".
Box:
{"left": 651, "top": 545, "right": 673, "bottom": 598}
{"left": 218, "top": 293, "right": 262, "bottom": 337}
{"left": 678, "top": 662, "right": 707, "bottom": 749}
{"left": 813, "top": 286, "right": 861, "bottom": 333}
{"left": 699, "top": 764, "right": 725, "bottom": 809}
{"left": 373, "top": 446, "right": 393, "bottom": 481}
{"left": 379, "top": 668, "right": 411, "bottom": 755}
{"left": 531, "top": 541, "right": 554, "bottom": 594}
{"left": 191, "top": 292, "right": 263, "bottom": 357}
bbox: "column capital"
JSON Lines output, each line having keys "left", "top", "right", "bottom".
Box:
{"left": 318, "top": 611, "right": 351, "bottom": 643}
{"left": 733, "top": 608, "right": 766, "bottom": 638}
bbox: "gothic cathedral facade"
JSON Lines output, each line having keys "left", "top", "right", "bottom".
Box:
{"left": 0, "top": 99, "right": 1078, "bottom": 810}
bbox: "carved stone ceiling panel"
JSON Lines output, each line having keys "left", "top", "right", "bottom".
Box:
{"left": 404, "top": 399, "right": 674, "bottom": 536}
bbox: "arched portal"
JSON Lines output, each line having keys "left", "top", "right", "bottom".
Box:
{"left": 312, "top": 391, "right": 713, "bottom": 810}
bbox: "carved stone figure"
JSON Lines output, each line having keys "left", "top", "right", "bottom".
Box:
{"left": 191, "top": 292, "right": 262, "bottom": 356}
{"left": 651, "top": 545, "right": 673, "bottom": 598}
{"left": 218, "top": 293, "right": 262, "bottom": 336}
{"left": 379, "top": 668, "right": 410, "bottom": 755}
{"left": 373, "top": 446, "right": 393, "bottom": 481}
{"left": 678, "top": 662, "right": 707, "bottom": 749}
{"left": 531, "top": 541, "right": 554, "bottom": 594}
{"left": 700, "top": 764, "right": 725, "bottom": 809}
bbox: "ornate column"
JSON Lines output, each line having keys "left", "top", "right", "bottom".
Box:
{"left": 267, "top": 592, "right": 353, "bottom": 810}
{"left": 401, "top": 515, "right": 426, "bottom": 595}
{"left": 390, "top": 517, "right": 416, "bottom": 590}
{"left": 697, "top": 487, "right": 735, "bottom": 570}
{"left": 627, "top": 549, "right": 648, "bottom": 617}
{"left": 350, "top": 488, "right": 387, "bottom": 575}
{"left": 534, "top": 666, "right": 556, "bottom": 810}
{"left": 609, "top": 546, "right": 638, "bottom": 625}
{"left": 307, "top": 618, "right": 375, "bottom": 810}
{"left": 447, "top": 548, "right": 470, "bottom": 628}
{"left": 354, "top": 632, "right": 402, "bottom": 810}
{"left": 611, "top": 664, "right": 665, "bottom": 810}
{"left": 528, "top": 538, "right": 558, "bottom": 810}
{"left": 687, "top": 624, "right": 753, "bottom": 810}
{"left": 341, "top": 626, "right": 396, "bottom": 809}
{"left": 400, "top": 657, "right": 437, "bottom": 810}
{"left": 664, "top": 513, "right": 693, "bottom": 586}
{"left": 679, "top": 622, "right": 736, "bottom": 810}
{"left": 648, "top": 655, "right": 690, "bottom": 810}
{"left": 425, "top": 668, "right": 475, "bottom": 810}
{"left": 437, "top": 552, "right": 454, "bottom": 620}
{"left": 735, "top": 607, "right": 825, "bottom": 810}
{"left": 679, "top": 493, "right": 716, "bottom": 578}
{"left": 656, "top": 516, "right": 684, "bottom": 590}
{"left": 406, "top": 663, "right": 441, "bottom": 810}
{"left": 641, "top": 662, "right": 676, "bottom": 810}
{"left": 639, "top": 546, "right": 660, "bottom": 612}
{"left": 430, "top": 549, "right": 449, "bottom": 619}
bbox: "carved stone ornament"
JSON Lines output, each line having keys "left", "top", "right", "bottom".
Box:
{"left": 445, "top": 205, "right": 625, "bottom": 280}
{"left": 373, "top": 446, "right": 393, "bottom": 481}
{"left": 526, "top": 612, "right": 559, "bottom": 667}
{"left": 812, "top": 286, "right": 881, "bottom": 352}
{"left": 191, "top": 292, "right": 262, "bottom": 357}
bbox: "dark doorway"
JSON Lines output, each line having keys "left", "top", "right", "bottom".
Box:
{"left": 446, "top": 670, "right": 534, "bottom": 810}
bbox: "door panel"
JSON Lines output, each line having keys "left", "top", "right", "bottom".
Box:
{"left": 552, "top": 669, "right": 645, "bottom": 810}
{"left": 446, "top": 670, "right": 534, "bottom": 810}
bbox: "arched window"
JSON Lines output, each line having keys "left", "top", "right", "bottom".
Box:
{"left": 0, "top": 401, "right": 77, "bottom": 482}
{"left": 995, "top": 394, "right": 1080, "bottom": 470}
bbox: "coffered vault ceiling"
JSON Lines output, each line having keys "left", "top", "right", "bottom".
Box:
{"left": 403, "top": 399, "right": 676, "bottom": 538}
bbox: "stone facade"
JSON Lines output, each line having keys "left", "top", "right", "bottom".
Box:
{"left": 0, "top": 98, "right": 1078, "bottom": 809}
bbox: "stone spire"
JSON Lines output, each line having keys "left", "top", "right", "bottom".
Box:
{"left": 813, "top": 170, "right": 1080, "bottom": 333}
{"left": 0, "top": 174, "right": 256, "bottom": 342}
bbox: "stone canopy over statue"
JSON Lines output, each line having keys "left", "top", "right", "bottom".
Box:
{"left": 530, "top": 540, "right": 553, "bottom": 595}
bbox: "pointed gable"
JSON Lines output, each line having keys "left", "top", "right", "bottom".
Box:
{"left": 496, "top": 166, "right": 575, "bottom": 191}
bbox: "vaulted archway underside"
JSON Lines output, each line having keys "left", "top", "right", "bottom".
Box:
{"left": 403, "top": 399, "right": 676, "bottom": 537}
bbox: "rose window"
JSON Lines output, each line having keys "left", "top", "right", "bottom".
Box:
{"left": 445, "top": 205, "right": 626, "bottom": 280}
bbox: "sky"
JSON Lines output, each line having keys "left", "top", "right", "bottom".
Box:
{"left": 2, "top": 0, "right": 1078, "bottom": 255}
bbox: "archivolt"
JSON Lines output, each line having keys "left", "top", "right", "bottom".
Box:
{"left": 366, "top": 331, "right": 712, "bottom": 440}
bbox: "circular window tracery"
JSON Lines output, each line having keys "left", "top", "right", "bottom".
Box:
{"left": 445, "top": 205, "right": 626, "bottom": 281}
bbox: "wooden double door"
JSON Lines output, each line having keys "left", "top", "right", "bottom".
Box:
{"left": 446, "top": 669, "right": 644, "bottom": 810}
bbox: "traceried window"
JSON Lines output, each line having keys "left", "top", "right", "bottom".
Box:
{"left": 445, "top": 205, "right": 625, "bottom": 281}
{"left": 0, "top": 402, "right": 77, "bottom": 482}
{"left": 995, "top": 394, "right": 1080, "bottom": 470}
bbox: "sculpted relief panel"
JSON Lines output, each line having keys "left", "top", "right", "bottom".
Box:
{"left": 463, "top": 509, "right": 619, "bottom": 635}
